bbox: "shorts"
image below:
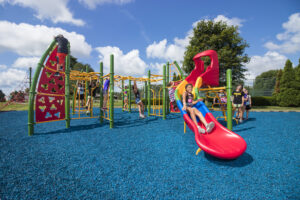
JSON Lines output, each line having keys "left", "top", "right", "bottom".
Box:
{"left": 135, "top": 98, "right": 141, "bottom": 104}
{"left": 57, "top": 53, "right": 67, "bottom": 65}
{"left": 233, "top": 104, "right": 242, "bottom": 108}
{"left": 187, "top": 103, "right": 193, "bottom": 107}
{"left": 79, "top": 94, "right": 84, "bottom": 100}
{"left": 246, "top": 105, "right": 251, "bottom": 110}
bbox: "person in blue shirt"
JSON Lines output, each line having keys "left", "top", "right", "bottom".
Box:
{"left": 102, "top": 78, "right": 110, "bottom": 110}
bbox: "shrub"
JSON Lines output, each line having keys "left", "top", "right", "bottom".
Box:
{"left": 251, "top": 96, "right": 277, "bottom": 106}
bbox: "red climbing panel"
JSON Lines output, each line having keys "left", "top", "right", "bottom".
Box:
{"left": 35, "top": 94, "right": 65, "bottom": 122}
{"left": 35, "top": 46, "right": 66, "bottom": 123}
{"left": 37, "top": 47, "right": 65, "bottom": 95}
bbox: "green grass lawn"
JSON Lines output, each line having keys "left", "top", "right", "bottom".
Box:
{"left": 1, "top": 101, "right": 300, "bottom": 112}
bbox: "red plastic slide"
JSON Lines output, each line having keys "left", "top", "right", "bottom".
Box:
{"left": 175, "top": 50, "right": 247, "bottom": 159}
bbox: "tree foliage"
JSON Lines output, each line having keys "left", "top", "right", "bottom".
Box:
{"left": 183, "top": 20, "right": 250, "bottom": 86}
{"left": 276, "top": 59, "right": 300, "bottom": 106}
{"left": 0, "top": 90, "right": 6, "bottom": 102}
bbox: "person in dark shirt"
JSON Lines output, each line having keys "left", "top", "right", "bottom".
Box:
{"left": 132, "top": 80, "right": 146, "bottom": 118}
{"left": 54, "top": 34, "right": 69, "bottom": 76}
{"left": 232, "top": 85, "right": 245, "bottom": 123}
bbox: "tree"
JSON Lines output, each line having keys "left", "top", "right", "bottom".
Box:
{"left": 277, "top": 59, "right": 298, "bottom": 106}
{"left": 253, "top": 70, "right": 278, "bottom": 96}
{"left": 72, "top": 63, "right": 94, "bottom": 72}
{"left": 183, "top": 20, "right": 250, "bottom": 86}
{"left": 0, "top": 90, "right": 6, "bottom": 102}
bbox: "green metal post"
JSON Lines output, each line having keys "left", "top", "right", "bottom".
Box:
{"left": 166, "top": 62, "right": 170, "bottom": 114}
{"left": 65, "top": 43, "right": 70, "bottom": 128}
{"left": 144, "top": 81, "right": 147, "bottom": 112}
{"left": 122, "top": 79, "right": 124, "bottom": 111}
{"left": 100, "top": 62, "right": 103, "bottom": 123}
{"left": 72, "top": 84, "right": 76, "bottom": 114}
{"left": 128, "top": 80, "right": 131, "bottom": 113}
{"left": 173, "top": 61, "right": 186, "bottom": 79}
{"left": 28, "top": 40, "right": 56, "bottom": 136}
{"left": 226, "top": 69, "right": 233, "bottom": 130}
{"left": 109, "top": 55, "right": 114, "bottom": 128}
{"left": 29, "top": 67, "right": 32, "bottom": 88}
{"left": 147, "top": 70, "right": 151, "bottom": 116}
{"left": 163, "top": 65, "right": 166, "bottom": 120}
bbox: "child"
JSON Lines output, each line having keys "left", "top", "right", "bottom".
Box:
{"left": 182, "top": 84, "right": 215, "bottom": 134}
{"left": 77, "top": 82, "right": 84, "bottom": 107}
{"left": 102, "top": 78, "right": 110, "bottom": 110}
{"left": 232, "top": 85, "right": 245, "bottom": 123}
{"left": 132, "top": 80, "right": 146, "bottom": 118}
{"left": 123, "top": 86, "right": 129, "bottom": 110}
{"left": 243, "top": 89, "right": 252, "bottom": 120}
{"left": 54, "top": 34, "right": 68, "bottom": 76}
{"left": 86, "top": 78, "right": 99, "bottom": 114}
{"left": 167, "top": 81, "right": 178, "bottom": 112}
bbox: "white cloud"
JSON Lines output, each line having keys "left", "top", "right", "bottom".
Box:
{"left": 0, "top": 68, "right": 27, "bottom": 95}
{"left": 245, "top": 51, "right": 287, "bottom": 80}
{"left": 0, "top": 64, "right": 7, "bottom": 70}
{"left": 149, "top": 62, "right": 164, "bottom": 76}
{"left": 264, "top": 13, "right": 300, "bottom": 54}
{"left": 12, "top": 56, "right": 40, "bottom": 69}
{"left": 0, "top": 0, "right": 84, "bottom": 26}
{"left": 0, "top": 21, "right": 92, "bottom": 58}
{"left": 213, "top": 15, "right": 244, "bottom": 27}
{"left": 146, "top": 15, "right": 244, "bottom": 62}
{"left": 95, "top": 46, "right": 147, "bottom": 76}
{"left": 79, "top": 0, "right": 134, "bottom": 9}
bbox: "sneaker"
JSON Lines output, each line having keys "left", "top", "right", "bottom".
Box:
{"left": 206, "top": 122, "right": 215, "bottom": 133}
{"left": 86, "top": 111, "right": 90, "bottom": 115}
{"left": 54, "top": 72, "right": 60, "bottom": 76}
{"left": 197, "top": 126, "right": 205, "bottom": 134}
{"left": 140, "top": 114, "right": 146, "bottom": 119}
{"left": 239, "top": 118, "right": 243, "bottom": 123}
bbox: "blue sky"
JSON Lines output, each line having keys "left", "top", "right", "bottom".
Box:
{"left": 0, "top": 0, "right": 299, "bottom": 94}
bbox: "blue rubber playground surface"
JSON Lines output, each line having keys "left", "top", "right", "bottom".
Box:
{"left": 0, "top": 109, "right": 299, "bottom": 199}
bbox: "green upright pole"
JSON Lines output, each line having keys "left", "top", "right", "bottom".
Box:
{"left": 144, "top": 81, "right": 147, "bottom": 112}
{"left": 65, "top": 43, "right": 71, "bottom": 128}
{"left": 166, "top": 62, "right": 170, "bottom": 114}
{"left": 109, "top": 55, "right": 114, "bottom": 128}
{"left": 163, "top": 65, "right": 166, "bottom": 120}
{"left": 122, "top": 79, "right": 124, "bottom": 111}
{"left": 128, "top": 80, "right": 131, "bottom": 113}
{"left": 72, "top": 84, "right": 76, "bottom": 114}
{"left": 173, "top": 61, "right": 186, "bottom": 79}
{"left": 28, "top": 40, "right": 56, "bottom": 136}
{"left": 100, "top": 62, "right": 103, "bottom": 123}
{"left": 226, "top": 69, "right": 233, "bottom": 130}
{"left": 29, "top": 67, "right": 32, "bottom": 88}
{"left": 147, "top": 70, "right": 151, "bottom": 116}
